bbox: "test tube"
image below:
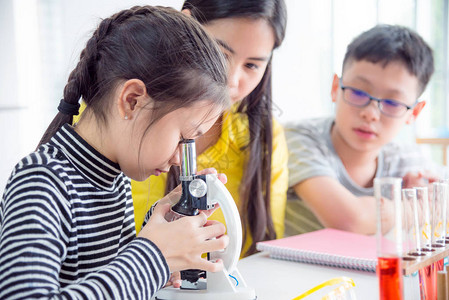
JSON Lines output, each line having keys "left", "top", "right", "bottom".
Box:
{"left": 431, "top": 182, "right": 448, "bottom": 247}
{"left": 414, "top": 187, "right": 432, "bottom": 252}
{"left": 437, "top": 271, "right": 448, "bottom": 300}
{"left": 402, "top": 188, "right": 424, "bottom": 257}
{"left": 440, "top": 179, "right": 449, "bottom": 243}
{"left": 375, "top": 177, "right": 404, "bottom": 300}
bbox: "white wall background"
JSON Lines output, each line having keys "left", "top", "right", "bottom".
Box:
{"left": 1, "top": 0, "right": 448, "bottom": 195}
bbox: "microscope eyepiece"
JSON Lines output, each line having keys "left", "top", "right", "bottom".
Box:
{"left": 179, "top": 139, "right": 196, "bottom": 181}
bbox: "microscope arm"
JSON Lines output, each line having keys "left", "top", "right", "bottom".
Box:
{"left": 205, "top": 174, "right": 242, "bottom": 274}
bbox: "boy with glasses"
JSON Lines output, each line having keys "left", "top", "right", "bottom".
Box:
{"left": 285, "top": 24, "right": 439, "bottom": 236}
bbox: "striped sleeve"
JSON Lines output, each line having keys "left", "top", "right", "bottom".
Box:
{"left": 0, "top": 165, "right": 169, "bottom": 300}
{"left": 142, "top": 202, "right": 158, "bottom": 229}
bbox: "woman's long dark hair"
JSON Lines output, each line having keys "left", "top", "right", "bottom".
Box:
{"left": 166, "top": 0, "right": 287, "bottom": 256}
{"left": 38, "top": 5, "right": 228, "bottom": 148}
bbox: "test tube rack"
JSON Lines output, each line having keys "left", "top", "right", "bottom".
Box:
{"left": 402, "top": 245, "right": 449, "bottom": 275}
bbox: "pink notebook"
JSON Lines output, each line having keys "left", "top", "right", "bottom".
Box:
{"left": 256, "top": 228, "right": 377, "bottom": 272}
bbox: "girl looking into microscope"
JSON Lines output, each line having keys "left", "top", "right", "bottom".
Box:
{"left": 0, "top": 6, "right": 230, "bottom": 299}
{"left": 133, "top": 0, "right": 289, "bottom": 258}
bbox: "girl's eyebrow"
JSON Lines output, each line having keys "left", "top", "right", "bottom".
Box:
{"left": 195, "top": 131, "right": 204, "bottom": 139}
{"left": 187, "top": 124, "right": 204, "bottom": 139}
{"left": 216, "top": 38, "right": 270, "bottom": 62}
{"left": 248, "top": 56, "right": 270, "bottom": 62}
{"left": 216, "top": 39, "right": 234, "bottom": 54}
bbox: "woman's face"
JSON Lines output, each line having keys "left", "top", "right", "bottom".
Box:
{"left": 203, "top": 17, "right": 275, "bottom": 103}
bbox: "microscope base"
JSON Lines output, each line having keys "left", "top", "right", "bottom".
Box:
{"left": 154, "top": 268, "right": 256, "bottom": 300}
{"left": 154, "top": 286, "right": 256, "bottom": 300}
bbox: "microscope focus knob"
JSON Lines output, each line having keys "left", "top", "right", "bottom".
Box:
{"left": 189, "top": 178, "right": 208, "bottom": 198}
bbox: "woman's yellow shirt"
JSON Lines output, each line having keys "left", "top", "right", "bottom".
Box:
{"left": 132, "top": 107, "right": 288, "bottom": 255}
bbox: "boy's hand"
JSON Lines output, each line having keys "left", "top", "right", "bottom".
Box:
{"left": 402, "top": 171, "right": 440, "bottom": 188}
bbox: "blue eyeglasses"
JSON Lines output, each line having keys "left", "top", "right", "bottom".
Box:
{"left": 339, "top": 79, "right": 416, "bottom": 118}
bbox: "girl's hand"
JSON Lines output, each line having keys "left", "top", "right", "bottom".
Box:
{"left": 196, "top": 167, "right": 228, "bottom": 185}
{"left": 138, "top": 203, "right": 229, "bottom": 273}
{"left": 155, "top": 167, "right": 227, "bottom": 208}
{"left": 191, "top": 168, "right": 227, "bottom": 216}
{"left": 164, "top": 272, "right": 181, "bottom": 288}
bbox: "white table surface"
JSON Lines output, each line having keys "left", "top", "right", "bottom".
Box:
{"left": 237, "top": 252, "right": 379, "bottom": 300}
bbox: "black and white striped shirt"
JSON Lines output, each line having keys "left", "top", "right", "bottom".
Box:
{"left": 0, "top": 124, "right": 169, "bottom": 299}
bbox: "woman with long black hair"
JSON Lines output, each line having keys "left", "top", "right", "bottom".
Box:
{"left": 133, "top": 0, "right": 288, "bottom": 257}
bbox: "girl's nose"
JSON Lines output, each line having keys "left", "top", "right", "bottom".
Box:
{"left": 227, "top": 63, "right": 240, "bottom": 90}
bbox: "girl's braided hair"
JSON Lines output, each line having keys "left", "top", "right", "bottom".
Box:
{"left": 39, "top": 5, "right": 228, "bottom": 147}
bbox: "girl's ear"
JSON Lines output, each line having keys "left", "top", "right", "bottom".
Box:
{"left": 331, "top": 74, "right": 339, "bottom": 103}
{"left": 405, "top": 100, "right": 426, "bottom": 124}
{"left": 117, "top": 79, "right": 149, "bottom": 121}
{"left": 181, "top": 9, "right": 192, "bottom": 17}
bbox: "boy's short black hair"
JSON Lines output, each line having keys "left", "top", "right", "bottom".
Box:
{"left": 342, "top": 24, "right": 434, "bottom": 95}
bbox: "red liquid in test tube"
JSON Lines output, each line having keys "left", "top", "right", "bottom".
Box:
{"left": 374, "top": 178, "right": 404, "bottom": 300}
{"left": 419, "top": 264, "right": 436, "bottom": 300}
{"left": 377, "top": 256, "right": 403, "bottom": 300}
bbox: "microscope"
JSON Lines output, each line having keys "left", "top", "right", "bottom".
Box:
{"left": 155, "top": 139, "right": 256, "bottom": 300}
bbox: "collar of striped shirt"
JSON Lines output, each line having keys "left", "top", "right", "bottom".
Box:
{"left": 50, "top": 124, "right": 123, "bottom": 190}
